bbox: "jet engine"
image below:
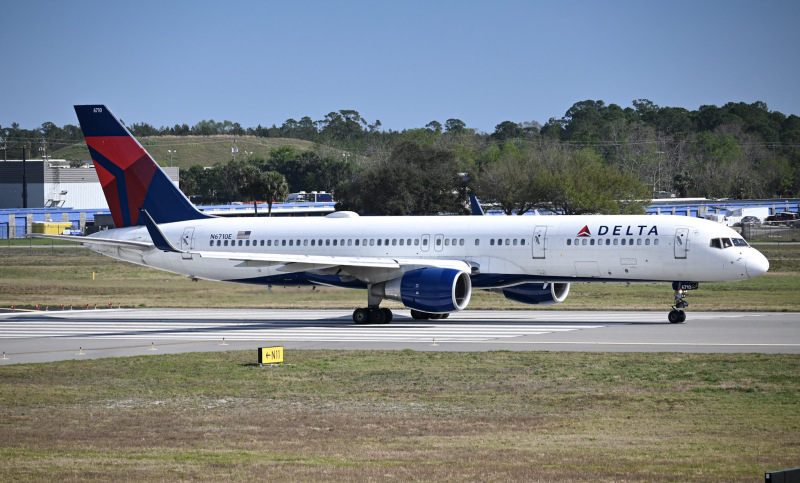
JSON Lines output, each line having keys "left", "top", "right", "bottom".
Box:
{"left": 372, "top": 268, "right": 472, "bottom": 313}
{"left": 498, "top": 282, "right": 570, "bottom": 305}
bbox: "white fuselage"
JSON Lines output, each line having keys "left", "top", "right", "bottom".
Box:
{"left": 86, "top": 214, "right": 769, "bottom": 289}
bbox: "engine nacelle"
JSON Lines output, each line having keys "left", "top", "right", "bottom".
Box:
{"left": 499, "top": 282, "right": 570, "bottom": 306}
{"left": 375, "top": 268, "right": 472, "bottom": 313}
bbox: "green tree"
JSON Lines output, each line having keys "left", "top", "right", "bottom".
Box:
{"left": 232, "top": 163, "right": 267, "bottom": 217}
{"left": 262, "top": 171, "right": 289, "bottom": 216}
{"left": 337, "top": 141, "right": 465, "bottom": 215}
{"left": 425, "top": 120, "right": 443, "bottom": 134}
{"left": 444, "top": 119, "right": 466, "bottom": 134}
{"left": 491, "top": 121, "right": 524, "bottom": 142}
{"left": 473, "top": 143, "right": 540, "bottom": 215}
{"left": 542, "top": 148, "right": 649, "bottom": 215}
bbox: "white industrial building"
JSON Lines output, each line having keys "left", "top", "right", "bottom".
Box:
{"left": 0, "top": 160, "right": 179, "bottom": 209}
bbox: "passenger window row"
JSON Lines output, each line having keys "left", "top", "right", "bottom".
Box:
{"left": 209, "top": 236, "right": 530, "bottom": 249}
{"left": 567, "top": 238, "right": 660, "bottom": 247}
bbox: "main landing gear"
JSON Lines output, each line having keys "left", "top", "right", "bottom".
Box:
{"left": 669, "top": 282, "right": 698, "bottom": 324}
{"left": 350, "top": 307, "right": 451, "bottom": 324}
{"left": 410, "top": 310, "right": 449, "bottom": 320}
{"left": 352, "top": 307, "right": 393, "bottom": 324}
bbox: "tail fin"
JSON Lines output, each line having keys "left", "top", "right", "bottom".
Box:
{"left": 74, "top": 105, "right": 209, "bottom": 227}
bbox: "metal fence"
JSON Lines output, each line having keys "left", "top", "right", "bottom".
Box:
{"left": 741, "top": 223, "right": 800, "bottom": 242}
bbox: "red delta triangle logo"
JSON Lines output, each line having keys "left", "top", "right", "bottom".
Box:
{"left": 577, "top": 225, "right": 591, "bottom": 237}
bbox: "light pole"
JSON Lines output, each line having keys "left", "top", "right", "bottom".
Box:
{"left": 167, "top": 149, "right": 176, "bottom": 167}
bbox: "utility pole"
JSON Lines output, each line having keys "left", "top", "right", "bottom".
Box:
{"left": 22, "top": 146, "right": 28, "bottom": 208}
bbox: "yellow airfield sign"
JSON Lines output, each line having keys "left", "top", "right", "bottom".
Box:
{"left": 258, "top": 346, "right": 284, "bottom": 364}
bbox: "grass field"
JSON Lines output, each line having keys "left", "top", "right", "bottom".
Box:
{"left": 51, "top": 135, "right": 317, "bottom": 169}
{"left": 1, "top": 350, "right": 798, "bottom": 481}
{"left": 1, "top": 242, "right": 798, "bottom": 481}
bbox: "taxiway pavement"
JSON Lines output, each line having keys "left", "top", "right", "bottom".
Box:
{"left": 1, "top": 309, "right": 798, "bottom": 364}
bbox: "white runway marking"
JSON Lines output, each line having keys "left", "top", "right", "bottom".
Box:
{"left": 0, "top": 309, "right": 617, "bottom": 343}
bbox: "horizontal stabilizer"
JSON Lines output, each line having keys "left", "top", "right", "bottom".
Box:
{"left": 27, "top": 233, "right": 153, "bottom": 249}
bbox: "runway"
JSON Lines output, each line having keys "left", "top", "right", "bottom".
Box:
{"left": 1, "top": 309, "right": 799, "bottom": 364}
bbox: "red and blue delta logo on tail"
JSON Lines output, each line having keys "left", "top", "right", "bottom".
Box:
{"left": 74, "top": 105, "right": 208, "bottom": 228}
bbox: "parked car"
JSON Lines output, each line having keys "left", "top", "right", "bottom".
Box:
{"left": 765, "top": 212, "right": 800, "bottom": 224}
{"left": 740, "top": 216, "right": 761, "bottom": 225}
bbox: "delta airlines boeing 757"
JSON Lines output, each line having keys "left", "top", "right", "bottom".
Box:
{"left": 32, "top": 105, "right": 770, "bottom": 324}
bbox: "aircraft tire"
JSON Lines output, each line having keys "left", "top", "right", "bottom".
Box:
{"left": 410, "top": 309, "right": 429, "bottom": 320}
{"left": 668, "top": 309, "right": 685, "bottom": 324}
{"left": 353, "top": 308, "right": 369, "bottom": 324}
{"left": 368, "top": 308, "right": 386, "bottom": 324}
{"left": 381, "top": 308, "right": 393, "bottom": 324}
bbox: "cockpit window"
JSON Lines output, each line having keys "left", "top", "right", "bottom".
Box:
{"left": 710, "top": 237, "right": 749, "bottom": 249}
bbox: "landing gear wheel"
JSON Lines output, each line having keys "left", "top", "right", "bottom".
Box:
{"left": 353, "top": 308, "right": 369, "bottom": 324}
{"left": 368, "top": 308, "right": 386, "bottom": 324}
{"left": 380, "top": 308, "right": 393, "bottom": 324}
{"left": 410, "top": 309, "right": 429, "bottom": 320}
{"left": 668, "top": 309, "right": 686, "bottom": 324}
{"left": 669, "top": 282, "right": 697, "bottom": 324}
{"left": 410, "top": 310, "right": 449, "bottom": 320}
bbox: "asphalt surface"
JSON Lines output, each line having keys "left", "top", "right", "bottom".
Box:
{"left": 1, "top": 309, "right": 798, "bottom": 364}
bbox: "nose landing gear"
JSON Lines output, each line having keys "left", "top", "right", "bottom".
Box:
{"left": 669, "top": 282, "right": 698, "bottom": 323}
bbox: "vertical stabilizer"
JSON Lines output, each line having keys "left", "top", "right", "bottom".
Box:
{"left": 74, "top": 105, "right": 209, "bottom": 227}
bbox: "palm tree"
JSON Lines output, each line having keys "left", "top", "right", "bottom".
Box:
{"left": 234, "top": 163, "right": 265, "bottom": 217}
{"left": 262, "top": 171, "right": 289, "bottom": 217}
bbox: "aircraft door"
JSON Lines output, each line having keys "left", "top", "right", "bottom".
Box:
{"left": 181, "top": 227, "right": 195, "bottom": 260}
{"left": 674, "top": 227, "right": 689, "bottom": 259}
{"left": 532, "top": 226, "right": 547, "bottom": 259}
{"left": 434, "top": 234, "right": 444, "bottom": 252}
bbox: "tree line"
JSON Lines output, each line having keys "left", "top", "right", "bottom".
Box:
{"left": 2, "top": 99, "right": 799, "bottom": 215}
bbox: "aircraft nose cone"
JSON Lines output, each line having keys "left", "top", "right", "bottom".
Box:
{"left": 746, "top": 251, "right": 770, "bottom": 278}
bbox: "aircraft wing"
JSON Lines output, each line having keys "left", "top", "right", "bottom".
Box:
{"left": 195, "top": 250, "right": 401, "bottom": 270}
{"left": 193, "top": 251, "right": 472, "bottom": 275}
{"left": 27, "top": 233, "right": 153, "bottom": 249}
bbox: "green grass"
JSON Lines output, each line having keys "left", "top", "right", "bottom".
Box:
{"left": 2, "top": 245, "right": 798, "bottom": 480}
{"left": 50, "top": 135, "right": 317, "bottom": 169}
{"left": 1, "top": 350, "right": 798, "bottom": 481}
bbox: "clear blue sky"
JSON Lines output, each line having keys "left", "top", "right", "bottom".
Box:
{"left": 2, "top": 0, "right": 798, "bottom": 133}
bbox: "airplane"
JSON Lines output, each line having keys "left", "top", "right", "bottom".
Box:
{"left": 30, "top": 105, "right": 770, "bottom": 324}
